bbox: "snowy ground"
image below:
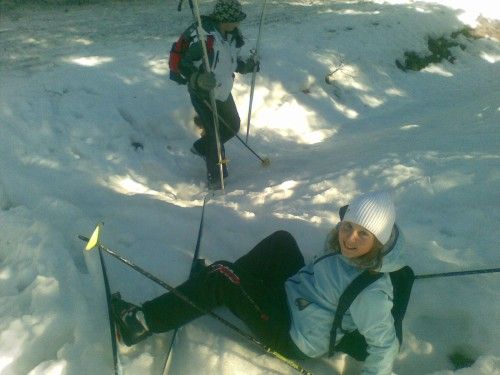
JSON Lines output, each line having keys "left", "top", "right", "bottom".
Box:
{"left": 0, "top": 0, "right": 499, "bottom": 374}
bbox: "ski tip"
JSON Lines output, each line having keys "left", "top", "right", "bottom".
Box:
{"left": 85, "top": 223, "right": 102, "bottom": 251}
{"left": 204, "top": 192, "right": 214, "bottom": 203}
{"left": 208, "top": 189, "right": 225, "bottom": 199}
{"left": 261, "top": 157, "right": 271, "bottom": 167}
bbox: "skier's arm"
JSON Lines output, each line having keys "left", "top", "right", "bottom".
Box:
{"left": 350, "top": 288, "right": 399, "bottom": 375}
{"left": 179, "top": 39, "right": 204, "bottom": 79}
{"left": 233, "top": 27, "right": 255, "bottom": 74}
{"left": 236, "top": 56, "right": 259, "bottom": 74}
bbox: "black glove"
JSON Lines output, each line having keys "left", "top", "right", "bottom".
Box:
{"left": 190, "top": 71, "right": 217, "bottom": 91}
{"left": 239, "top": 57, "right": 260, "bottom": 74}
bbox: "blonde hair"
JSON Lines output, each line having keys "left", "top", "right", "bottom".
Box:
{"left": 326, "top": 226, "right": 384, "bottom": 271}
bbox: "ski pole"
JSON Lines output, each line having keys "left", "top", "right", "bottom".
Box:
{"left": 235, "top": 131, "right": 271, "bottom": 166}
{"left": 416, "top": 267, "right": 500, "bottom": 280}
{"left": 162, "top": 194, "right": 209, "bottom": 373}
{"left": 245, "top": 0, "right": 268, "bottom": 143}
{"left": 200, "top": 97, "right": 271, "bottom": 166}
{"left": 79, "top": 231, "right": 313, "bottom": 375}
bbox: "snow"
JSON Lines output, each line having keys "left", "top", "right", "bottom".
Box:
{"left": 0, "top": 0, "right": 499, "bottom": 374}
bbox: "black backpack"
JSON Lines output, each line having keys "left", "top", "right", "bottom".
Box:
{"left": 329, "top": 265, "right": 415, "bottom": 360}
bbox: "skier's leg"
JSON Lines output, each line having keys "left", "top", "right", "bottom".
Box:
{"left": 217, "top": 94, "right": 240, "bottom": 144}
{"left": 203, "top": 121, "right": 221, "bottom": 186}
{"left": 222, "top": 232, "right": 306, "bottom": 358}
{"left": 112, "top": 263, "right": 230, "bottom": 346}
{"left": 114, "top": 234, "right": 306, "bottom": 356}
{"left": 217, "top": 95, "right": 239, "bottom": 179}
{"left": 219, "top": 259, "right": 307, "bottom": 359}
{"left": 139, "top": 258, "right": 304, "bottom": 357}
{"left": 141, "top": 261, "right": 259, "bottom": 333}
{"left": 234, "top": 230, "right": 305, "bottom": 286}
{"left": 190, "top": 91, "right": 210, "bottom": 158}
{"left": 189, "top": 91, "right": 221, "bottom": 186}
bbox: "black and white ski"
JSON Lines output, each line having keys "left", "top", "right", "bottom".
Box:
{"left": 99, "top": 250, "right": 122, "bottom": 375}
{"left": 161, "top": 193, "right": 209, "bottom": 374}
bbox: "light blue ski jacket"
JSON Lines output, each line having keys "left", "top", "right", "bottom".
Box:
{"left": 285, "top": 225, "right": 406, "bottom": 375}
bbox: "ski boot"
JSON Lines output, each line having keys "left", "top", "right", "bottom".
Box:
{"left": 206, "top": 164, "right": 229, "bottom": 190}
{"left": 111, "top": 293, "right": 151, "bottom": 346}
{"left": 190, "top": 140, "right": 206, "bottom": 160}
{"left": 207, "top": 179, "right": 222, "bottom": 191}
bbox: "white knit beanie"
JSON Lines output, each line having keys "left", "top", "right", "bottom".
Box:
{"left": 342, "top": 191, "right": 396, "bottom": 245}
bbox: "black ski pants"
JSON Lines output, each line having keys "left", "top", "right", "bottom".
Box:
{"left": 142, "top": 230, "right": 307, "bottom": 359}
{"left": 189, "top": 89, "right": 240, "bottom": 183}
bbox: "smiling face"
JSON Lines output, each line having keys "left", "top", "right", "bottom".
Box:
{"left": 339, "top": 221, "right": 376, "bottom": 259}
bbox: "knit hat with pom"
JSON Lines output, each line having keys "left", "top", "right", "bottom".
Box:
{"left": 211, "top": 0, "right": 246, "bottom": 23}
{"left": 343, "top": 191, "right": 396, "bottom": 245}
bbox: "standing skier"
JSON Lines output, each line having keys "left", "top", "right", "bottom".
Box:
{"left": 112, "top": 191, "right": 410, "bottom": 374}
{"left": 177, "top": 0, "right": 258, "bottom": 189}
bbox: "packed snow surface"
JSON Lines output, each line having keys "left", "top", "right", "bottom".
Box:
{"left": 0, "top": 0, "right": 499, "bottom": 374}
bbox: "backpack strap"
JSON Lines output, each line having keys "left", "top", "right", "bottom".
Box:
{"left": 328, "top": 266, "right": 415, "bottom": 357}
{"left": 328, "top": 270, "right": 383, "bottom": 356}
{"left": 389, "top": 265, "right": 415, "bottom": 344}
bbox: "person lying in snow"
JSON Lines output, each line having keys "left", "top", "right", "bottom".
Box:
{"left": 112, "top": 191, "right": 410, "bottom": 374}
{"left": 174, "top": 0, "right": 258, "bottom": 190}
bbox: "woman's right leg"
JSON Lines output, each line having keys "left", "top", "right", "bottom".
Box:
{"left": 142, "top": 260, "right": 268, "bottom": 334}
{"left": 235, "top": 230, "right": 305, "bottom": 286}
{"left": 113, "top": 260, "right": 259, "bottom": 345}
{"left": 142, "top": 231, "right": 304, "bottom": 332}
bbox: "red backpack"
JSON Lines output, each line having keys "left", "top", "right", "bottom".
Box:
{"left": 168, "top": 20, "right": 215, "bottom": 85}
{"left": 169, "top": 31, "right": 193, "bottom": 85}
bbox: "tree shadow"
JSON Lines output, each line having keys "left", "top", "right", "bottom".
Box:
{"left": 1, "top": 1, "right": 499, "bottom": 374}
